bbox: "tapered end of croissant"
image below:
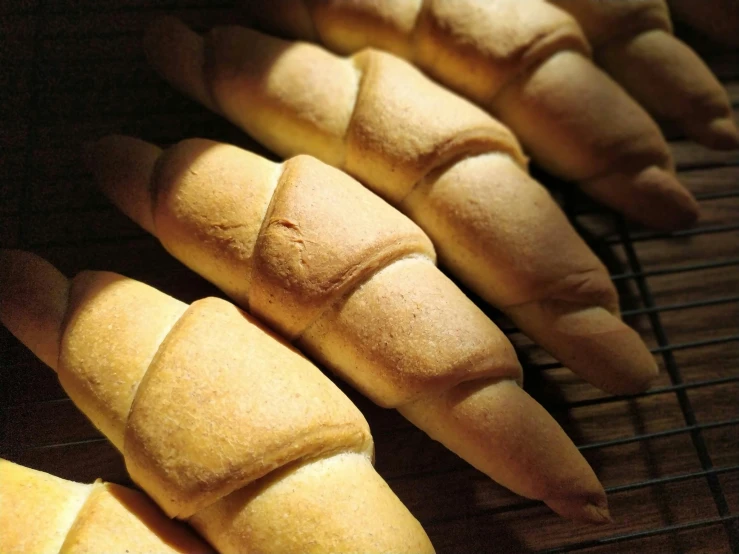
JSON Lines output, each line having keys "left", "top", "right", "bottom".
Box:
{"left": 84, "top": 135, "right": 161, "bottom": 234}
{"left": 546, "top": 495, "right": 613, "bottom": 525}
{"left": 0, "top": 249, "right": 70, "bottom": 370}
{"left": 596, "top": 28, "right": 735, "bottom": 152}
{"left": 581, "top": 165, "right": 700, "bottom": 231}
{"left": 507, "top": 301, "right": 659, "bottom": 395}
{"left": 144, "top": 16, "right": 218, "bottom": 113}
{"left": 689, "top": 115, "right": 739, "bottom": 151}
{"left": 399, "top": 379, "right": 610, "bottom": 524}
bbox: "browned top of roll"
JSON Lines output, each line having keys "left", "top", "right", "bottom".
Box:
{"left": 196, "top": 24, "right": 526, "bottom": 204}
{"left": 415, "top": 0, "right": 591, "bottom": 103}
{"left": 345, "top": 49, "right": 526, "bottom": 203}
{"left": 124, "top": 296, "right": 373, "bottom": 518}
{"left": 250, "top": 155, "right": 435, "bottom": 338}
{"left": 59, "top": 271, "right": 188, "bottom": 451}
{"left": 246, "top": 0, "right": 591, "bottom": 105}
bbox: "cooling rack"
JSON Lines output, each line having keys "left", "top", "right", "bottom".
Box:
{"left": 1, "top": 2, "right": 737, "bottom": 552}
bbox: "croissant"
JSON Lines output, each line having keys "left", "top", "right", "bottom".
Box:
{"left": 231, "top": 1, "right": 703, "bottom": 228}
{"left": 0, "top": 250, "right": 434, "bottom": 554}
{"left": 143, "top": 17, "right": 658, "bottom": 393}
{"left": 550, "top": 0, "right": 738, "bottom": 149}
{"left": 86, "top": 135, "right": 611, "bottom": 523}
{"left": 0, "top": 459, "right": 214, "bottom": 554}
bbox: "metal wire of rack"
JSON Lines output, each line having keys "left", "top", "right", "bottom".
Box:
{"left": 1, "top": 2, "right": 738, "bottom": 553}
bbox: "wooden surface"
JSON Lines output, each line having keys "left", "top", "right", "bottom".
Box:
{"left": 1, "top": 2, "right": 738, "bottom": 553}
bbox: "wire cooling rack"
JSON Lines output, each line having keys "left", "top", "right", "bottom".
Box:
{"left": 1, "top": 2, "right": 737, "bottom": 552}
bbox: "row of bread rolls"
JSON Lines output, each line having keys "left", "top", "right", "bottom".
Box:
{"left": 85, "top": 136, "right": 613, "bottom": 524}
{"left": 142, "top": 17, "right": 659, "bottom": 396}
{"left": 3, "top": 2, "right": 735, "bottom": 551}
{"left": 0, "top": 250, "right": 434, "bottom": 553}
{"left": 244, "top": 0, "right": 737, "bottom": 152}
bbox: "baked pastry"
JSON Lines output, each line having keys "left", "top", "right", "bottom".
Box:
{"left": 142, "top": 18, "right": 660, "bottom": 394}
{"left": 0, "top": 249, "right": 434, "bottom": 554}
{"left": 228, "top": 2, "right": 706, "bottom": 227}
{"left": 87, "top": 136, "right": 613, "bottom": 523}
{"left": 551, "top": 0, "right": 738, "bottom": 149}
{"left": 0, "top": 458, "right": 214, "bottom": 554}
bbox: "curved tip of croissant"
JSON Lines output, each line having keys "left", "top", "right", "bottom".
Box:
{"left": 0, "top": 250, "right": 67, "bottom": 297}
{"left": 582, "top": 165, "right": 700, "bottom": 231}
{"left": 631, "top": 166, "right": 701, "bottom": 230}
{"left": 507, "top": 298, "right": 659, "bottom": 395}
{"left": 143, "top": 15, "right": 219, "bottom": 114}
{"left": 546, "top": 494, "right": 613, "bottom": 525}
{"left": 0, "top": 250, "right": 69, "bottom": 372}
{"left": 84, "top": 135, "right": 162, "bottom": 235}
{"left": 693, "top": 116, "right": 739, "bottom": 151}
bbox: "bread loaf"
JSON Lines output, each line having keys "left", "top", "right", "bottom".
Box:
{"left": 87, "top": 136, "right": 611, "bottom": 523}
{"left": 0, "top": 250, "right": 434, "bottom": 554}
{"left": 233, "top": 1, "right": 703, "bottom": 227}
{"left": 0, "top": 459, "right": 214, "bottom": 554}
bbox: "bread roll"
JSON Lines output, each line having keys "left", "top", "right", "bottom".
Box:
{"left": 0, "top": 250, "right": 434, "bottom": 554}
{"left": 550, "top": 0, "right": 738, "bottom": 149}
{"left": 143, "top": 17, "right": 659, "bottom": 394}
{"left": 86, "top": 136, "right": 611, "bottom": 523}
{"left": 236, "top": 0, "right": 702, "bottom": 227}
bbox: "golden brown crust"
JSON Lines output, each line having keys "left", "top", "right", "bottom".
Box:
{"left": 229, "top": 3, "right": 701, "bottom": 224}
{"left": 402, "top": 153, "right": 660, "bottom": 392}
{"left": 61, "top": 483, "right": 214, "bottom": 554}
{"left": 192, "top": 453, "right": 434, "bottom": 554}
{"left": 206, "top": 25, "right": 358, "bottom": 167}
{"left": 492, "top": 50, "right": 672, "bottom": 180}
{"left": 0, "top": 459, "right": 92, "bottom": 554}
{"left": 415, "top": 0, "right": 590, "bottom": 104}
{"left": 95, "top": 137, "right": 516, "bottom": 405}
{"left": 83, "top": 138, "right": 161, "bottom": 236}
{"left": 1, "top": 251, "right": 433, "bottom": 551}
{"left": 251, "top": 155, "right": 435, "bottom": 337}
{"left": 301, "top": 255, "right": 521, "bottom": 407}
{"left": 345, "top": 49, "right": 525, "bottom": 203}
{"left": 248, "top": 0, "right": 591, "bottom": 105}
{"left": 551, "top": 0, "right": 738, "bottom": 150}
{"left": 0, "top": 460, "right": 213, "bottom": 554}
{"left": 59, "top": 271, "right": 188, "bottom": 451}
{"left": 399, "top": 379, "right": 610, "bottom": 522}
{"left": 309, "top": 0, "right": 423, "bottom": 58}
{"left": 152, "top": 139, "right": 279, "bottom": 308}
{"left": 89, "top": 136, "right": 610, "bottom": 522}
{"left": 401, "top": 153, "right": 613, "bottom": 309}
{"left": 163, "top": 21, "right": 526, "bottom": 204}
{"left": 124, "top": 296, "right": 372, "bottom": 518}
{"left": 0, "top": 250, "right": 70, "bottom": 370}
{"left": 596, "top": 30, "right": 738, "bottom": 150}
